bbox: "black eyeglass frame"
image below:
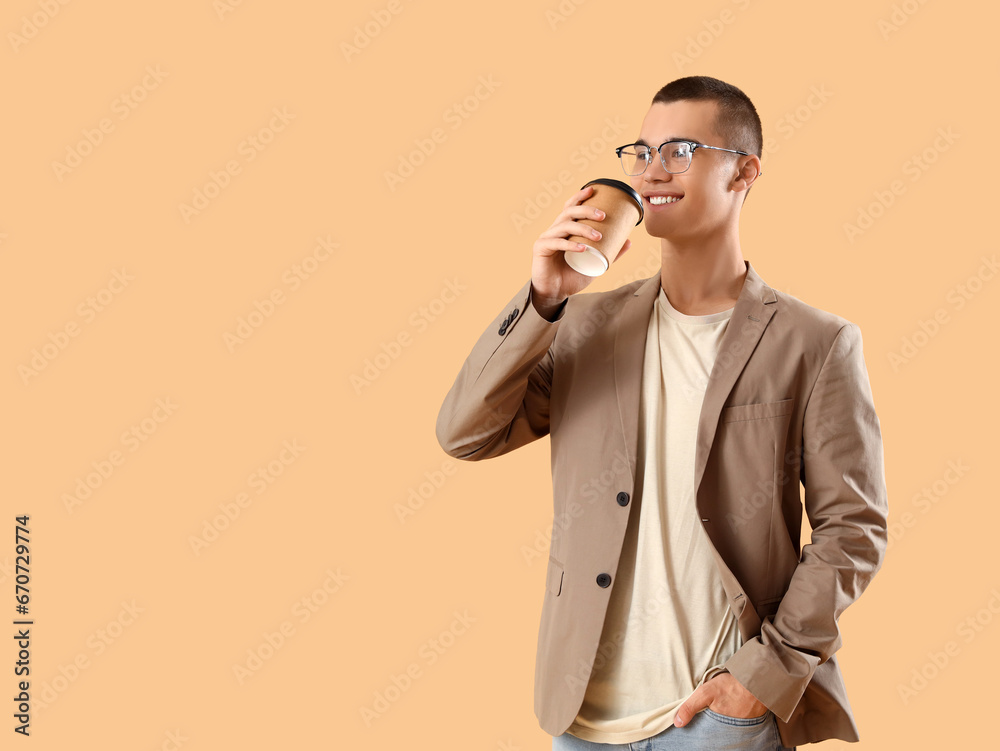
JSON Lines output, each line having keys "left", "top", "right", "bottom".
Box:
{"left": 614, "top": 140, "right": 759, "bottom": 176}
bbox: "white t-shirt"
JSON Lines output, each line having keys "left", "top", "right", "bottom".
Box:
{"left": 566, "top": 286, "right": 743, "bottom": 744}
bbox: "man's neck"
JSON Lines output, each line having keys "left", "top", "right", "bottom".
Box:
{"left": 658, "top": 232, "right": 746, "bottom": 316}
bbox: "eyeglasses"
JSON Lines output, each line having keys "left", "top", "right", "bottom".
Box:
{"left": 615, "top": 140, "right": 754, "bottom": 176}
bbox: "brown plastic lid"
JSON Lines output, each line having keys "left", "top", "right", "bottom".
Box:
{"left": 580, "top": 178, "right": 644, "bottom": 224}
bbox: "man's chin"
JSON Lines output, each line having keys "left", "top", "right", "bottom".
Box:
{"left": 642, "top": 224, "right": 677, "bottom": 241}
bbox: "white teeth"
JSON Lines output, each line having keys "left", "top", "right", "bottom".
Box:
{"left": 649, "top": 195, "right": 682, "bottom": 204}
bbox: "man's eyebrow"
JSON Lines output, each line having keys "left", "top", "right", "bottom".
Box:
{"left": 635, "top": 136, "right": 700, "bottom": 146}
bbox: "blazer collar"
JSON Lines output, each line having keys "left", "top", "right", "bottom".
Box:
{"left": 612, "top": 259, "right": 778, "bottom": 496}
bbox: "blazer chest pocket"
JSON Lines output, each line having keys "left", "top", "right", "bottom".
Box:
{"left": 545, "top": 556, "right": 564, "bottom": 597}
{"left": 714, "top": 399, "right": 796, "bottom": 534}
{"left": 721, "top": 397, "right": 794, "bottom": 424}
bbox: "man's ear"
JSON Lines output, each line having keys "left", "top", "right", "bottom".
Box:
{"left": 732, "top": 155, "right": 762, "bottom": 194}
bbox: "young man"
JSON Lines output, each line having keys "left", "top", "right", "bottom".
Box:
{"left": 435, "top": 76, "right": 888, "bottom": 750}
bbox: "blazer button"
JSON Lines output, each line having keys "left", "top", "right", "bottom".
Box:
{"left": 596, "top": 573, "right": 611, "bottom": 588}
{"left": 498, "top": 323, "right": 508, "bottom": 335}
{"left": 616, "top": 491, "right": 630, "bottom": 506}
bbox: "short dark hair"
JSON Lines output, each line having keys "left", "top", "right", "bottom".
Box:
{"left": 651, "top": 76, "right": 761, "bottom": 201}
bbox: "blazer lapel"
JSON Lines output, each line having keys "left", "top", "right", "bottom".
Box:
{"left": 693, "top": 261, "right": 777, "bottom": 497}
{"left": 612, "top": 271, "right": 661, "bottom": 484}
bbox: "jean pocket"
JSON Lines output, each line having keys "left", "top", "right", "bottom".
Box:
{"left": 703, "top": 707, "right": 770, "bottom": 727}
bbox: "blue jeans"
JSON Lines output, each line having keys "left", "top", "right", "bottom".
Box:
{"left": 552, "top": 708, "right": 796, "bottom": 750}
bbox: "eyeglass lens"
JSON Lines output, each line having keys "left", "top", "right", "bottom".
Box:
{"left": 619, "top": 142, "right": 692, "bottom": 175}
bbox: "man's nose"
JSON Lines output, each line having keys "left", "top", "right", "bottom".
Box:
{"left": 643, "top": 152, "right": 674, "bottom": 181}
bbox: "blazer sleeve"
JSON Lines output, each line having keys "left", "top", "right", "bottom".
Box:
{"left": 723, "top": 322, "right": 890, "bottom": 722}
{"left": 435, "top": 278, "right": 566, "bottom": 460}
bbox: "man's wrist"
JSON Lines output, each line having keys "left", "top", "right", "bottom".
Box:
{"left": 531, "top": 293, "right": 567, "bottom": 322}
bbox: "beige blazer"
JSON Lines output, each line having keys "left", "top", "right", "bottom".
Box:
{"left": 435, "top": 260, "right": 888, "bottom": 747}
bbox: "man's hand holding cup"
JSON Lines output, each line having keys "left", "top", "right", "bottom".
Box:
{"left": 531, "top": 180, "right": 643, "bottom": 321}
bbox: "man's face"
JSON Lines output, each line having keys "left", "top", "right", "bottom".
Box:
{"left": 628, "top": 99, "right": 746, "bottom": 242}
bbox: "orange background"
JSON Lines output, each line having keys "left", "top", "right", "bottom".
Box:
{"left": 2, "top": 0, "right": 997, "bottom": 748}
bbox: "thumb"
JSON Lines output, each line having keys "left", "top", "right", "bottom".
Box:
{"left": 674, "top": 685, "right": 708, "bottom": 728}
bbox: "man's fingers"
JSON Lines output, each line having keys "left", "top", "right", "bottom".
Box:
{"left": 674, "top": 684, "right": 709, "bottom": 727}
{"left": 563, "top": 185, "right": 592, "bottom": 208}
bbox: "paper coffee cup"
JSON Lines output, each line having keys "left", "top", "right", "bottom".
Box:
{"left": 565, "top": 178, "right": 644, "bottom": 277}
